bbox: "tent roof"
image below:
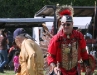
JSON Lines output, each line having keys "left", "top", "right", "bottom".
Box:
{"left": 0, "top": 18, "right": 54, "bottom": 28}
{"left": 73, "top": 6, "right": 95, "bottom": 17}
{"left": 35, "top": 5, "right": 96, "bottom": 17}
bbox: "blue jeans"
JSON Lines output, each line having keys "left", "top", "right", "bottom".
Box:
{"left": 0, "top": 55, "right": 3, "bottom": 64}
{"left": 0, "top": 50, "right": 8, "bottom": 69}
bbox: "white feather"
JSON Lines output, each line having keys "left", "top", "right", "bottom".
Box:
{"left": 61, "top": 16, "right": 66, "bottom": 23}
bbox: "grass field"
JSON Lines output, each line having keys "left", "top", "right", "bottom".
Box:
{"left": 81, "top": 70, "right": 97, "bottom": 75}
{"left": 0, "top": 70, "right": 97, "bottom": 75}
{"left": 0, "top": 70, "right": 14, "bottom": 75}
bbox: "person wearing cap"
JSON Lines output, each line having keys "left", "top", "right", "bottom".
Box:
{"left": 47, "top": 14, "right": 92, "bottom": 75}
{"left": 15, "top": 33, "right": 44, "bottom": 75}
{"left": 0, "top": 29, "right": 8, "bottom": 73}
{"left": 13, "top": 28, "right": 26, "bottom": 40}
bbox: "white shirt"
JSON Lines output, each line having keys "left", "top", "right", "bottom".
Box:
{"left": 90, "top": 50, "right": 96, "bottom": 59}
{"left": 86, "top": 33, "right": 92, "bottom": 39}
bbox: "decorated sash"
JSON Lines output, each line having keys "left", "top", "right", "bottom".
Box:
{"left": 61, "top": 37, "right": 78, "bottom": 70}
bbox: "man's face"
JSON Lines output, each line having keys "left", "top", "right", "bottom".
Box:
{"left": 62, "top": 22, "right": 73, "bottom": 34}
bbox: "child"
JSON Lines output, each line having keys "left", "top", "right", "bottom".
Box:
{"left": 8, "top": 41, "right": 18, "bottom": 64}
{"left": 13, "top": 51, "right": 20, "bottom": 73}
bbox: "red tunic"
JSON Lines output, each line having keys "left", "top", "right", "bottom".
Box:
{"left": 47, "top": 29, "right": 89, "bottom": 75}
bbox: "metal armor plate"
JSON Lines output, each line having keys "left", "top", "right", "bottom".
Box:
{"left": 61, "top": 42, "right": 78, "bottom": 70}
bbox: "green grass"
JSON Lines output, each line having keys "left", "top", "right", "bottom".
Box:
{"left": 0, "top": 70, "right": 97, "bottom": 75}
{"left": 0, "top": 70, "right": 14, "bottom": 75}
{"left": 81, "top": 70, "right": 97, "bottom": 75}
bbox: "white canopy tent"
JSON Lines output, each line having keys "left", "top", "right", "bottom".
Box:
{"left": 73, "top": 17, "right": 91, "bottom": 29}
{"left": 45, "top": 17, "right": 92, "bottom": 30}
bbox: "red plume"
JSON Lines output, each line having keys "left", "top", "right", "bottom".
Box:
{"left": 59, "top": 9, "right": 71, "bottom": 17}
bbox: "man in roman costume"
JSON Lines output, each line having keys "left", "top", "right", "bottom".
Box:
{"left": 47, "top": 5, "right": 92, "bottom": 75}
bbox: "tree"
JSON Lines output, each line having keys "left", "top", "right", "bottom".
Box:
{"left": 0, "top": 0, "right": 96, "bottom": 44}
{"left": 0, "top": 0, "right": 96, "bottom": 18}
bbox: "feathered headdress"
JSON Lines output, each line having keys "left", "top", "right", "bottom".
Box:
{"left": 56, "top": 5, "right": 74, "bottom": 19}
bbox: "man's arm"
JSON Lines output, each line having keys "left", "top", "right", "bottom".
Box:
{"left": 81, "top": 49, "right": 92, "bottom": 75}
{"left": 81, "top": 48, "right": 90, "bottom": 66}
{"left": 47, "top": 36, "right": 59, "bottom": 74}
{"left": 24, "top": 39, "right": 36, "bottom": 74}
{"left": 47, "top": 36, "right": 58, "bottom": 65}
{"left": 78, "top": 32, "right": 90, "bottom": 65}
{"left": 25, "top": 39, "right": 44, "bottom": 75}
{"left": 78, "top": 32, "right": 92, "bottom": 74}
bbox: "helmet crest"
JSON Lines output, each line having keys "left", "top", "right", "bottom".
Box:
{"left": 59, "top": 9, "right": 71, "bottom": 17}
{"left": 56, "top": 5, "right": 74, "bottom": 18}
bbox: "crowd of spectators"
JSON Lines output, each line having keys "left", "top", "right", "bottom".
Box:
{"left": 0, "top": 28, "right": 25, "bottom": 73}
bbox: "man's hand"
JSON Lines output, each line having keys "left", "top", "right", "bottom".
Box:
{"left": 54, "top": 67, "right": 61, "bottom": 75}
{"left": 50, "top": 62, "right": 61, "bottom": 75}
{"left": 85, "top": 66, "right": 93, "bottom": 75}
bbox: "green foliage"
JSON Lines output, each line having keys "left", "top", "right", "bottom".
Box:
{"left": 72, "top": 0, "right": 96, "bottom": 6}
{"left": 0, "top": 0, "right": 97, "bottom": 18}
